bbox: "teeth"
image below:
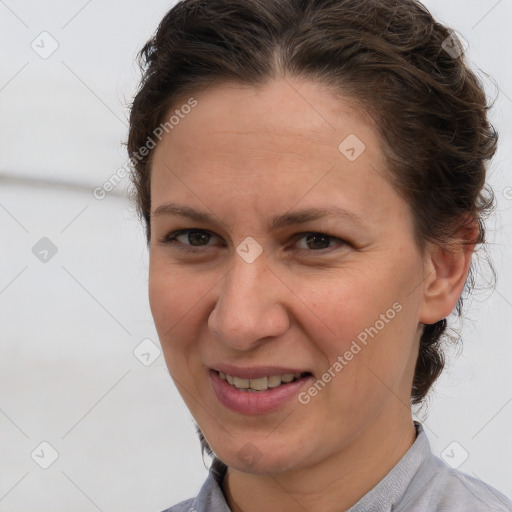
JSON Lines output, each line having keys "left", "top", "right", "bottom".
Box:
{"left": 249, "top": 377, "right": 268, "bottom": 391}
{"left": 267, "top": 375, "right": 282, "bottom": 388}
{"left": 218, "top": 371, "right": 306, "bottom": 391}
{"left": 233, "top": 377, "right": 249, "bottom": 389}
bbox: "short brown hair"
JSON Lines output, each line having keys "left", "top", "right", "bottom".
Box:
{"left": 128, "top": 0, "right": 497, "bottom": 435}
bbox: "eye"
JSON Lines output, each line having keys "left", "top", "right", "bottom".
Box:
{"left": 293, "top": 232, "right": 346, "bottom": 252}
{"left": 160, "top": 229, "right": 221, "bottom": 249}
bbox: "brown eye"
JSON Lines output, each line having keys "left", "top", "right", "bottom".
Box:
{"left": 304, "top": 233, "right": 332, "bottom": 250}
{"left": 186, "top": 231, "right": 211, "bottom": 246}
{"left": 161, "top": 229, "right": 218, "bottom": 248}
{"left": 295, "top": 232, "right": 343, "bottom": 251}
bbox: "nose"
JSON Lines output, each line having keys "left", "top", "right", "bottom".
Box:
{"left": 208, "top": 254, "right": 290, "bottom": 351}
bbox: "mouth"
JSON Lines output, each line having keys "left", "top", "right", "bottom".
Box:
{"left": 209, "top": 367, "right": 315, "bottom": 415}
{"left": 214, "top": 370, "right": 312, "bottom": 392}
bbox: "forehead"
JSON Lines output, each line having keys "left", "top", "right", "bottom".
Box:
{"left": 157, "top": 78, "right": 380, "bottom": 154}
{"left": 149, "top": 78, "right": 401, "bottom": 226}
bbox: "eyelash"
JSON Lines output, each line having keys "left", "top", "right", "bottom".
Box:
{"left": 159, "top": 229, "right": 348, "bottom": 254}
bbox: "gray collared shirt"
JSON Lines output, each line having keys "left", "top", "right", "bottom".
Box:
{"left": 162, "top": 422, "right": 512, "bottom": 512}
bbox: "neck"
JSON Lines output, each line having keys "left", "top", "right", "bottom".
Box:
{"left": 222, "top": 412, "right": 417, "bottom": 512}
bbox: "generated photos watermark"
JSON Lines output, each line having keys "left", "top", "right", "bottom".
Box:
{"left": 298, "top": 301, "right": 403, "bottom": 404}
{"left": 93, "top": 97, "right": 198, "bottom": 200}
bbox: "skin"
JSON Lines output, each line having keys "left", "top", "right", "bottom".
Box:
{"left": 148, "top": 77, "right": 475, "bottom": 512}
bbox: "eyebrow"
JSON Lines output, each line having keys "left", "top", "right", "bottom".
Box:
{"left": 152, "top": 202, "right": 364, "bottom": 231}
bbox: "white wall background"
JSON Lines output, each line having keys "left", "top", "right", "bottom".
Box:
{"left": 1, "top": 1, "right": 511, "bottom": 511}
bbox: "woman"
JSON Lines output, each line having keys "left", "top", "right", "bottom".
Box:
{"left": 128, "top": 0, "right": 512, "bottom": 510}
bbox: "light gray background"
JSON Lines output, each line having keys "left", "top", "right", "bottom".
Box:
{"left": 1, "top": 1, "right": 511, "bottom": 511}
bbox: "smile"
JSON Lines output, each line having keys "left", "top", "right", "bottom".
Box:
{"left": 217, "top": 371, "right": 310, "bottom": 391}
{"left": 209, "top": 369, "right": 314, "bottom": 415}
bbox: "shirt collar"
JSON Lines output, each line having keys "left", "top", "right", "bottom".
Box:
{"left": 347, "top": 421, "right": 436, "bottom": 511}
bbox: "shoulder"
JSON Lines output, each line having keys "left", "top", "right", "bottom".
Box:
{"left": 432, "top": 461, "right": 512, "bottom": 511}
{"left": 159, "top": 464, "right": 231, "bottom": 512}
{"left": 404, "top": 453, "right": 512, "bottom": 511}
{"left": 349, "top": 422, "right": 512, "bottom": 512}
{"left": 160, "top": 497, "right": 196, "bottom": 512}
{"left": 161, "top": 497, "right": 198, "bottom": 512}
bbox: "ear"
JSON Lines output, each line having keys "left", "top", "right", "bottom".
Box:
{"left": 419, "top": 220, "right": 479, "bottom": 325}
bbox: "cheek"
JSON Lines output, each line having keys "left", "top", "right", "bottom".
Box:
{"left": 148, "top": 259, "right": 222, "bottom": 362}
{"left": 319, "top": 288, "right": 419, "bottom": 409}
{"left": 295, "top": 265, "right": 416, "bottom": 375}
{"left": 148, "top": 261, "right": 200, "bottom": 346}
{"left": 289, "top": 270, "right": 394, "bottom": 345}
{"left": 149, "top": 256, "right": 207, "bottom": 318}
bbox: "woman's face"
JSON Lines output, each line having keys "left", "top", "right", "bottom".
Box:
{"left": 149, "top": 78, "right": 429, "bottom": 473}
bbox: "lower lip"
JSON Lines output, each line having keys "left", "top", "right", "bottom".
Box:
{"left": 209, "top": 370, "right": 314, "bottom": 415}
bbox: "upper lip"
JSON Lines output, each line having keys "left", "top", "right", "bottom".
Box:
{"left": 211, "top": 364, "right": 311, "bottom": 379}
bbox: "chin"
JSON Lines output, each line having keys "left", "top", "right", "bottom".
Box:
{"left": 215, "top": 439, "right": 311, "bottom": 475}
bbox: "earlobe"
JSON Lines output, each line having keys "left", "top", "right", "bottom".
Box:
{"left": 418, "top": 224, "right": 478, "bottom": 325}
